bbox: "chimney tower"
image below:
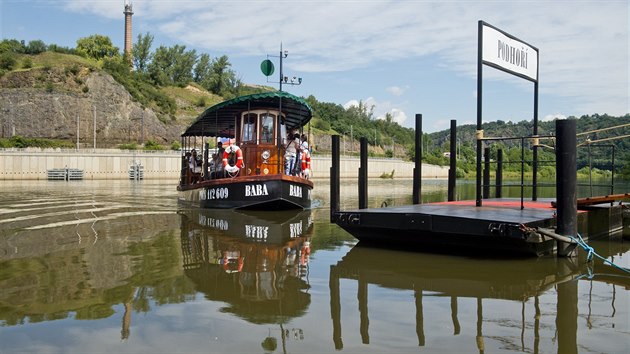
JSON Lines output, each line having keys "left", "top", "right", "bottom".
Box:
{"left": 123, "top": 0, "right": 134, "bottom": 58}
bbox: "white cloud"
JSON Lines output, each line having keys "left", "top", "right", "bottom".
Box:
{"left": 543, "top": 113, "right": 567, "bottom": 122}
{"left": 387, "top": 108, "right": 408, "bottom": 125}
{"left": 58, "top": 0, "right": 628, "bottom": 116}
{"left": 343, "top": 99, "right": 360, "bottom": 110}
{"left": 346, "top": 97, "right": 408, "bottom": 125}
{"left": 386, "top": 86, "right": 408, "bottom": 96}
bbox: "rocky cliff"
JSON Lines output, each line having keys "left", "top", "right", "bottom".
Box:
{"left": 0, "top": 66, "right": 183, "bottom": 146}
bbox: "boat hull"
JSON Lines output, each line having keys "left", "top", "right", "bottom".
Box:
{"left": 178, "top": 174, "right": 312, "bottom": 210}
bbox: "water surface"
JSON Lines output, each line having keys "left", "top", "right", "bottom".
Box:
{"left": 0, "top": 179, "right": 628, "bottom": 353}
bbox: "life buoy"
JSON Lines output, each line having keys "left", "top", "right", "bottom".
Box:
{"left": 300, "top": 149, "right": 311, "bottom": 178}
{"left": 223, "top": 145, "right": 243, "bottom": 174}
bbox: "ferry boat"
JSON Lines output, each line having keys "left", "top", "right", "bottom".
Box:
{"left": 177, "top": 91, "right": 313, "bottom": 210}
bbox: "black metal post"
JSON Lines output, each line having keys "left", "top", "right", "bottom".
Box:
{"left": 483, "top": 147, "right": 490, "bottom": 199}
{"left": 533, "top": 80, "right": 539, "bottom": 201}
{"left": 476, "top": 21, "right": 484, "bottom": 207}
{"left": 611, "top": 146, "right": 615, "bottom": 195}
{"left": 413, "top": 114, "right": 422, "bottom": 204}
{"left": 496, "top": 149, "right": 503, "bottom": 198}
{"left": 330, "top": 135, "right": 340, "bottom": 222}
{"left": 448, "top": 119, "right": 457, "bottom": 201}
{"left": 359, "top": 137, "right": 368, "bottom": 209}
{"left": 556, "top": 119, "right": 578, "bottom": 257}
{"left": 203, "top": 142, "right": 209, "bottom": 180}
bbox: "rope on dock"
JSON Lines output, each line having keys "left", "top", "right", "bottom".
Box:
{"left": 570, "top": 233, "right": 630, "bottom": 275}
{"left": 534, "top": 226, "right": 630, "bottom": 275}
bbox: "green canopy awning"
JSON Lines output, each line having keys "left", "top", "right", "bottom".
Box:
{"left": 182, "top": 91, "right": 313, "bottom": 137}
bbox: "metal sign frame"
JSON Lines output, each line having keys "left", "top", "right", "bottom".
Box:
{"left": 476, "top": 20, "right": 540, "bottom": 207}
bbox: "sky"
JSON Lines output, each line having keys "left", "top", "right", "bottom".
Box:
{"left": 1, "top": 0, "right": 628, "bottom": 132}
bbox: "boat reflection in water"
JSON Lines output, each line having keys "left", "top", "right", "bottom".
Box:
{"left": 330, "top": 244, "right": 630, "bottom": 353}
{"left": 179, "top": 208, "right": 313, "bottom": 325}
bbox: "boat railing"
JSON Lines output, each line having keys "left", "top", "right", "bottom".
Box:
{"left": 179, "top": 141, "right": 311, "bottom": 186}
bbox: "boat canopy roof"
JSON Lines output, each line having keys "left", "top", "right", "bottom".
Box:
{"left": 181, "top": 91, "right": 313, "bottom": 137}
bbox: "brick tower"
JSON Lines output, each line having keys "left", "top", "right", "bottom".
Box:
{"left": 123, "top": 0, "right": 134, "bottom": 58}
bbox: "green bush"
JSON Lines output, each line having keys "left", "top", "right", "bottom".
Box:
{"left": 0, "top": 52, "right": 16, "bottom": 70}
{"left": 143, "top": 140, "right": 164, "bottom": 150}
{"left": 0, "top": 135, "right": 74, "bottom": 149}
{"left": 65, "top": 64, "right": 80, "bottom": 76}
{"left": 171, "top": 141, "right": 181, "bottom": 151}
{"left": 312, "top": 118, "right": 330, "bottom": 131}
{"left": 22, "top": 57, "right": 33, "bottom": 69}
{"left": 119, "top": 143, "right": 138, "bottom": 150}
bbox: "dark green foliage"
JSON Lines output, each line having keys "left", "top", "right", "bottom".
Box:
{"left": 25, "top": 40, "right": 47, "bottom": 54}
{"left": 0, "top": 52, "right": 17, "bottom": 70}
{"left": 76, "top": 34, "right": 119, "bottom": 60}
{"left": 147, "top": 45, "right": 196, "bottom": 86}
{"left": 102, "top": 56, "right": 176, "bottom": 118}
{"left": 47, "top": 44, "right": 77, "bottom": 55}
{"left": 143, "top": 140, "right": 164, "bottom": 150}
{"left": 0, "top": 136, "right": 75, "bottom": 148}
{"left": 0, "top": 39, "right": 25, "bottom": 54}
{"left": 21, "top": 57, "right": 33, "bottom": 69}
{"left": 132, "top": 32, "right": 153, "bottom": 73}
{"left": 118, "top": 143, "right": 138, "bottom": 150}
{"left": 312, "top": 117, "right": 330, "bottom": 131}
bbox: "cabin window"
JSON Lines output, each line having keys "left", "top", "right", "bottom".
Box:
{"left": 260, "top": 113, "right": 275, "bottom": 143}
{"left": 242, "top": 113, "right": 257, "bottom": 143}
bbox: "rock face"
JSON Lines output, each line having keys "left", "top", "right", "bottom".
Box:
{"left": 0, "top": 67, "right": 183, "bottom": 146}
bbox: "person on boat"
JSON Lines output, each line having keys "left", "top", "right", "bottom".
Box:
{"left": 188, "top": 149, "right": 202, "bottom": 183}
{"left": 284, "top": 132, "right": 299, "bottom": 175}
{"left": 292, "top": 133, "right": 302, "bottom": 176}
{"left": 183, "top": 151, "right": 192, "bottom": 183}
{"left": 212, "top": 141, "right": 225, "bottom": 179}
{"left": 300, "top": 134, "right": 308, "bottom": 151}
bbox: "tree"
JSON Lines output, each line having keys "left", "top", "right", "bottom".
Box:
{"left": 76, "top": 34, "right": 119, "bottom": 61}
{"left": 0, "top": 39, "right": 25, "bottom": 54}
{"left": 193, "top": 53, "right": 211, "bottom": 83}
{"left": 147, "top": 45, "right": 171, "bottom": 85}
{"left": 171, "top": 45, "right": 196, "bottom": 86}
{"left": 147, "top": 44, "right": 196, "bottom": 86}
{"left": 26, "top": 40, "right": 47, "bottom": 54}
{"left": 205, "top": 55, "right": 239, "bottom": 97}
{"left": 207, "top": 55, "right": 229, "bottom": 95}
{"left": 132, "top": 32, "right": 154, "bottom": 73}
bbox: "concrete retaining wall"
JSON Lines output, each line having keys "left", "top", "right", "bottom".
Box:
{"left": 0, "top": 149, "right": 449, "bottom": 180}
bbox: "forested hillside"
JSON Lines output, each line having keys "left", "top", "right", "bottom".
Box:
{"left": 1, "top": 35, "right": 629, "bottom": 177}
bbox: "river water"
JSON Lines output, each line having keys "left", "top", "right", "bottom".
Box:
{"left": 0, "top": 179, "right": 628, "bottom": 354}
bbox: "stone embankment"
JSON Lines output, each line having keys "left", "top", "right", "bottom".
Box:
{"left": 0, "top": 148, "right": 449, "bottom": 180}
